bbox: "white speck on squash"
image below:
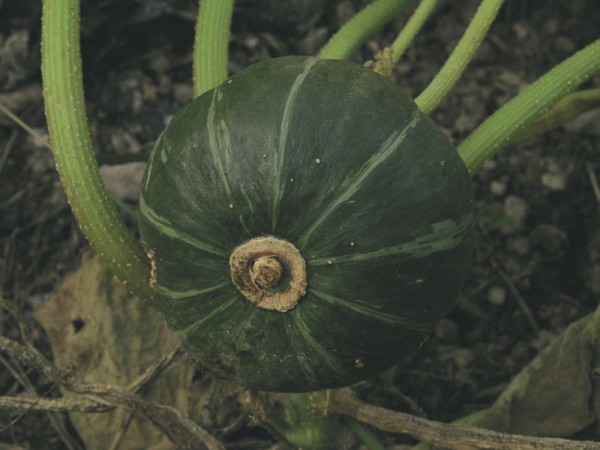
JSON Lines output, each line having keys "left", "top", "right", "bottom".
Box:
{"left": 229, "top": 204, "right": 234, "bottom": 209}
{"left": 315, "top": 158, "right": 321, "bottom": 165}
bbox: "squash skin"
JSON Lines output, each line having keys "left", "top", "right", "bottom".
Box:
{"left": 139, "top": 56, "right": 473, "bottom": 392}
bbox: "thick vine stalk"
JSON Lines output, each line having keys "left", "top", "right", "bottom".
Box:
{"left": 415, "top": 0, "right": 505, "bottom": 114}
{"left": 458, "top": 38, "right": 600, "bottom": 173}
{"left": 41, "top": 0, "right": 152, "bottom": 300}
{"left": 193, "top": 0, "right": 234, "bottom": 96}
{"left": 508, "top": 88, "right": 600, "bottom": 145}
{"left": 319, "top": 0, "right": 415, "bottom": 60}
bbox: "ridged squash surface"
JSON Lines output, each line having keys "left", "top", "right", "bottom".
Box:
{"left": 139, "top": 56, "right": 473, "bottom": 392}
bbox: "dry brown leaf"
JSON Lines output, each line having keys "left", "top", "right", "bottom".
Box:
{"left": 35, "top": 251, "right": 242, "bottom": 449}
{"left": 466, "top": 309, "right": 600, "bottom": 438}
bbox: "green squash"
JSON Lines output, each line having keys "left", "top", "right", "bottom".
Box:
{"left": 139, "top": 56, "right": 473, "bottom": 392}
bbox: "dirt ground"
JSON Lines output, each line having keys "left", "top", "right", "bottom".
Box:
{"left": 1, "top": 0, "right": 599, "bottom": 448}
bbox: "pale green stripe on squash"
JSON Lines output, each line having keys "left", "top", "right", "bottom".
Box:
{"left": 239, "top": 185, "right": 255, "bottom": 215}
{"left": 291, "top": 311, "right": 348, "bottom": 381}
{"left": 311, "top": 289, "right": 431, "bottom": 331}
{"left": 283, "top": 316, "right": 318, "bottom": 383}
{"left": 207, "top": 87, "right": 234, "bottom": 201}
{"left": 139, "top": 195, "right": 227, "bottom": 257}
{"left": 182, "top": 297, "right": 238, "bottom": 336}
{"left": 309, "top": 209, "right": 471, "bottom": 267}
{"left": 155, "top": 281, "right": 230, "bottom": 300}
{"left": 207, "top": 88, "right": 253, "bottom": 235}
{"left": 272, "top": 57, "right": 319, "bottom": 232}
{"left": 143, "top": 136, "right": 172, "bottom": 192}
{"left": 298, "top": 109, "right": 421, "bottom": 248}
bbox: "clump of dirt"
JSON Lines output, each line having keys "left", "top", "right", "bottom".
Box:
{"left": 1, "top": 0, "right": 599, "bottom": 448}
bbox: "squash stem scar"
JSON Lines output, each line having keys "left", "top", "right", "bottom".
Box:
{"left": 229, "top": 236, "right": 308, "bottom": 312}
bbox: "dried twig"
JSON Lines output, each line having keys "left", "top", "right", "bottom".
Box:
{"left": 0, "top": 395, "right": 112, "bottom": 414}
{"left": 330, "top": 389, "right": 599, "bottom": 450}
{"left": 0, "top": 336, "right": 224, "bottom": 450}
{"left": 497, "top": 267, "right": 540, "bottom": 332}
{"left": 0, "top": 336, "right": 83, "bottom": 450}
{"left": 127, "top": 347, "right": 186, "bottom": 394}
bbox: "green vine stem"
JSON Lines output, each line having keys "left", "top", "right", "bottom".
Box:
{"left": 259, "top": 391, "right": 342, "bottom": 449}
{"left": 345, "top": 416, "right": 386, "bottom": 450}
{"left": 319, "top": 0, "right": 415, "bottom": 60}
{"left": 415, "top": 0, "right": 505, "bottom": 114}
{"left": 458, "top": 38, "right": 600, "bottom": 173}
{"left": 390, "top": 0, "right": 437, "bottom": 65}
{"left": 193, "top": 0, "right": 234, "bottom": 97}
{"left": 509, "top": 87, "right": 600, "bottom": 145}
{"left": 41, "top": 0, "right": 152, "bottom": 300}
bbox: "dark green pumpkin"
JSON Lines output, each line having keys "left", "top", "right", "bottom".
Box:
{"left": 139, "top": 56, "right": 473, "bottom": 392}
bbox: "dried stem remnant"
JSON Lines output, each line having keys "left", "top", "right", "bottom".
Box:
{"left": 229, "top": 236, "right": 308, "bottom": 312}
{"left": 330, "top": 389, "right": 598, "bottom": 450}
{"left": 0, "top": 336, "right": 223, "bottom": 450}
